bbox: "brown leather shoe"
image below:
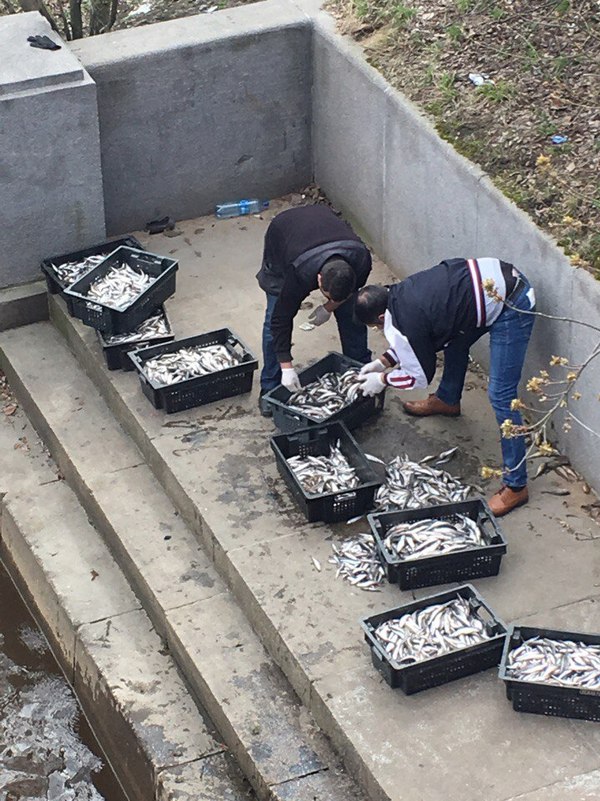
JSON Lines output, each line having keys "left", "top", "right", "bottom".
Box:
{"left": 488, "top": 485, "right": 529, "bottom": 517}
{"left": 402, "top": 394, "right": 461, "bottom": 418}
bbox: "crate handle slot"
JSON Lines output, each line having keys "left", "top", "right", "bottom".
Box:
{"left": 479, "top": 515, "right": 497, "bottom": 544}
{"left": 337, "top": 491, "right": 357, "bottom": 502}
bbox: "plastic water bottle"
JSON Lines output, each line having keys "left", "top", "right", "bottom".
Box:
{"left": 215, "top": 199, "right": 269, "bottom": 219}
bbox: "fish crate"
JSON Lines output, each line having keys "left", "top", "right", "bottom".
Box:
{"left": 64, "top": 247, "right": 178, "bottom": 336}
{"left": 128, "top": 329, "right": 258, "bottom": 413}
{"left": 361, "top": 584, "right": 507, "bottom": 693}
{"left": 40, "top": 236, "right": 144, "bottom": 313}
{"left": 499, "top": 625, "right": 600, "bottom": 722}
{"left": 270, "top": 421, "right": 382, "bottom": 523}
{"left": 367, "top": 499, "right": 507, "bottom": 590}
{"left": 264, "top": 352, "right": 385, "bottom": 434}
{"left": 97, "top": 305, "right": 175, "bottom": 371}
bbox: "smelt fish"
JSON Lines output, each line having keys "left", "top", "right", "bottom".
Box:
{"left": 86, "top": 263, "right": 155, "bottom": 310}
{"left": 374, "top": 454, "right": 472, "bottom": 511}
{"left": 374, "top": 596, "right": 491, "bottom": 665}
{"left": 383, "top": 515, "right": 486, "bottom": 561}
{"left": 506, "top": 637, "right": 600, "bottom": 689}
{"left": 104, "top": 310, "right": 170, "bottom": 345}
{"left": 329, "top": 533, "right": 385, "bottom": 591}
{"left": 287, "top": 440, "right": 360, "bottom": 495}
{"left": 52, "top": 254, "right": 106, "bottom": 286}
{"left": 143, "top": 344, "right": 240, "bottom": 386}
{"left": 286, "top": 369, "right": 363, "bottom": 422}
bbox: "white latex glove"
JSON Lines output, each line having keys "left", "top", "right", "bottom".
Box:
{"left": 359, "top": 372, "right": 386, "bottom": 397}
{"left": 359, "top": 358, "right": 386, "bottom": 377}
{"left": 281, "top": 367, "right": 301, "bottom": 391}
{"left": 308, "top": 305, "right": 332, "bottom": 327}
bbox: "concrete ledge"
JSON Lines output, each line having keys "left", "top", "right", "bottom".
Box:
{"left": 0, "top": 280, "right": 48, "bottom": 331}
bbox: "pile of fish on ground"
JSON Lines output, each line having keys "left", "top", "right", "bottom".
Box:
{"left": 86, "top": 264, "right": 155, "bottom": 310}
{"left": 51, "top": 253, "right": 106, "bottom": 286}
{"left": 383, "top": 514, "right": 485, "bottom": 562}
{"left": 104, "top": 309, "right": 170, "bottom": 345}
{"left": 374, "top": 596, "right": 492, "bottom": 665}
{"left": 506, "top": 637, "right": 600, "bottom": 689}
{"left": 330, "top": 448, "right": 476, "bottom": 590}
{"left": 288, "top": 440, "right": 360, "bottom": 495}
{"left": 143, "top": 343, "right": 240, "bottom": 386}
{"left": 286, "top": 368, "right": 362, "bottom": 422}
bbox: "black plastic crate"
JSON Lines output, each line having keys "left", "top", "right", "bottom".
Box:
{"left": 40, "top": 236, "right": 144, "bottom": 313}
{"left": 499, "top": 625, "right": 600, "bottom": 722}
{"left": 367, "top": 499, "right": 507, "bottom": 590}
{"left": 270, "top": 421, "right": 382, "bottom": 523}
{"left": 128, "top": 329, "right": 258, "bottom": 413}
{"left": 64, "top": 247, "right": 178, "bottom": 336}
{"left": 361, "top": 584, "right": 507, "bottom": 693}
{"left": 97, "top": 305, "right": 174, "bottom": 371}
{"left": 264, "top": 352, "right": 385, "bottom": 434}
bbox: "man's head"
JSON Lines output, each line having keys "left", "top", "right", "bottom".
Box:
{"left": 355, "top": 285, "right": 389, "bottom": 329}
{"left": 317, "top": 259, "right": 356, "bottom": 302}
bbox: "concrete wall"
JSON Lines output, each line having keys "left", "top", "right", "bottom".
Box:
{"left": 0, "top": 13, "right": 105, "bottom": 289}
{"left": 312, "top": 13, "right": 600, "bottom": 490}
{"left": 71, "top": 1, "right": 313, "bottom": 236}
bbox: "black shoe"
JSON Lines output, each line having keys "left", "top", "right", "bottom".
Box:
{"left": 145, "top": 216, "right": 175, "bottom": 234}
{"left": 259, "top": 389, "right": 273, "bottom": 418}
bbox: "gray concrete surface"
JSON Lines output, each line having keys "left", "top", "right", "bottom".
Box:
{"left": 0, "top": 320, "right": 369, "bottom": 801}
{"left": 310, "top": 10, "right": 600, "bottom": 493}
{"left": 0, "top": 405, "right": 248, "bottom": 801}
{"left": 0, "top": 13, "right": 105, "bottom": 289}
{"left": 27, "top": 204, "right": 600, "bottom": 801}
{"left": 0, "top": 280, "right": 48, "bottom": 331}
{"left": 70, "top": 0, "right": 312, "bottom": 236}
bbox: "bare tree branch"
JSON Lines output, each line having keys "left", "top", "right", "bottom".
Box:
{"left": 69, "top": 0, "right": 82, "bottom": 39}
{"left": 18, "top": 0, "right": 60, "bottom": 32}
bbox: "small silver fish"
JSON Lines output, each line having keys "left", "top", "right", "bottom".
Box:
{"left": 52, "top": 253, "right": 106, "bottom": 286}
{"left": 143, "top": 344, "right": 240, "bottom": 386}
{"left": 329, "top": 533, "right": 385, "bottom": 591}
{"left": 383, "top": 515, "right": 486, "bottom": 561}
{"left": 374, "top": 453, "right": 473, "bottom": 512}
{"left": 104, "top": 310, "right": 170, "bottom": 345}
{"left": 506, "top": 637, "right": 600, "bottom": 689}
{"left": 86, "top": 263, "right": 155, "bottom": 310}
{"left": 287, "top": 440, "right": 360, "bottom": 495}
{"left": 285, "top": 369, "right": 363, "bottom": 422}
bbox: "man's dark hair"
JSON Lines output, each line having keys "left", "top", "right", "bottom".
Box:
{"left": 355, "top": 285, "right": 389, "bottom": 325}
{"left": 320, "top": 259, "right": 356, "bottom": 302}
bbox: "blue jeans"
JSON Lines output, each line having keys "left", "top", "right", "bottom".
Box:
{"left": 436, "top": 278, "right": 536, "bottom": 487}
{"left": 260, "top": 293, "right": 371, "bottom": 390}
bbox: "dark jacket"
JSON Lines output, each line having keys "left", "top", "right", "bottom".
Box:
{"left": 256, "top": 206, "right": 372, "bottom": 362}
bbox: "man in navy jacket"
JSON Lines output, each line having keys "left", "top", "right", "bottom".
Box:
{"left": 355, "top": 258, "right": 536, "bottom": 517}
{"left": 256, "top": 205, "right": 372, "bottom": 415}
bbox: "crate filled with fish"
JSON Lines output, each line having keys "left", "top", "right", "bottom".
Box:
{"left": 128, "top": 329, "right": 258, "bottom": 413}
{"left": 64, "top": 247, "right": 178, "bottom": 336}
{"left": 270, "top": 421, "right": 382, "bottom": 523}
{"left": 97, "top": 305, "right": 174, "bottom": 371}
{"left": 40, "top": 236, "right": 143, "bottom": 313}
{"left": 368, "top": 499, "right": 507, "bottom": 590}
{"left": 499, "top": 626, "right": 600, "bottom": 722}
{"left": 264, "top": 352, "right": 385, "bottom": 434}
{"left": 361, "top": 585, "right": 507, "bottom": 693}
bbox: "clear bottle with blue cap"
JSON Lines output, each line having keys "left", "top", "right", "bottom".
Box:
{"left": 215, "top": 199, "right": 270, "bottom": 219}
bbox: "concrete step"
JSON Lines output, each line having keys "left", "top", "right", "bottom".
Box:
{"left": 46, "top": 291, "right": 600, "bottom": 801}
{"left": 0, "top": 409, "right": 251, "bottom": 801}
{"left": 0, "top": 319, "right": 367, "bottom": 801}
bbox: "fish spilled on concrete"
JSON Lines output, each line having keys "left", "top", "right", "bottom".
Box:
{"left": 143, "top": 344, "right": 240, "bottom": 385}
{"left": 287, "top": 440, "right": 360, "bottom": 495}
{"left": 506, "top": 637, "right": 600, "bottom": 689}
{"left": 374, "top": 454, "right": 472, "bottom": 511}
{"left": 286, "top": 369, "right": 363, "bottom": 422}
{"left": 104, "top": 309, "right": 170, "bottom": 345}
{"left": 52, "top": 254, "right": 106, "bottom": 286}
{"left": 86, "top": 263, "right": 155, "bottom": 310}
{"left": 383, "top": 515, "right": 486, "bottom": 561}
{"left": 329, "top": 533, "right": 385, "bottom": 591}
{"left": 374, "top": 596, "right": 492, "bottom": 665}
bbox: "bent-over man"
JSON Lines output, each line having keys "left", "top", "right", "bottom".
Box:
{"left": 355, "top": 257, "right": 536, "bottom": 516}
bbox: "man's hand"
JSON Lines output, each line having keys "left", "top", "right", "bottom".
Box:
{"left": 359, "top": 359, "right": 386, "bottom": 376}
{"left": 359, "top": 372, "right": 386, "bottom": 397}
{"left": 281, "top": 367, "right": 301, "bottom": 391}
{"left": 308, "top": 305, "right": 332, "bottom": 327}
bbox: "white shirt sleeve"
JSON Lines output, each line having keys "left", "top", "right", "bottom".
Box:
{"left": 382, "top": 311, "right": 429, "bottom": 390}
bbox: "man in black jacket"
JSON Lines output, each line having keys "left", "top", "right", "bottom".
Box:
{"left": 355, "top": 258, "right": 536, "bottom": 517}
{"left": 256, "top": 205, "right": 372, "bottom": 415}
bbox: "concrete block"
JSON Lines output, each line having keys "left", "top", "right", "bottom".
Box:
{"left": 75, "top": 609, "right": 225, "bottom": 801}
{"left": 312, "top": 23, "right": 386, "bottom": 244}
{"left": 157, "top": 753, "right": 255, "bottom": 801}
{"left": 71, "top": 1, "right": 312, "bottom": 235}
{"left": 0, "top": 13, "right": 105, "bottom": 289}
{"left": 311, "top": 666, "right": 600, "bottom": 801}
{"left": 0, "top": 280, "right": 48, "bottom": 331}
